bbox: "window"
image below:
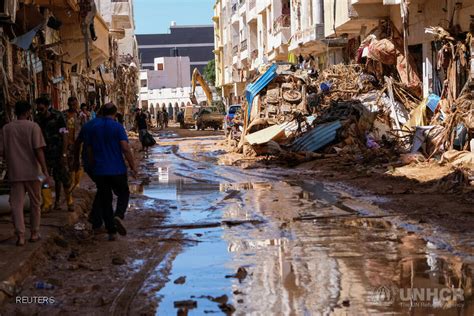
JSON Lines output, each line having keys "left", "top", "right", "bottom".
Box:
{"left": 140, "top": 79, "right": 147, "bottom": 87}
{"left": 156, "top": 63, "right": 164, "bottom": 70}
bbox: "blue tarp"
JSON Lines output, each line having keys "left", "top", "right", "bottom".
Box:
{"left": 291, "top": 121, "right": 342, "bottom": 152}
{"left": 11, "top": 24, "right": 43, "bottom": 50}
{"left": 245, "top": 64, "right": 278, "bottom": 122}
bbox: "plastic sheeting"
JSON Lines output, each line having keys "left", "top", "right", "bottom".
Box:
{"left": 245, "top": 64, "right": 278, "bottom": 122}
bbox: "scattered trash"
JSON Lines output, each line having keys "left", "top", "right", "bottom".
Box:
{"left": 174, "top": 276, "right": 186, "bottom": 285}
{"left": 74, "top": 223, "right": 86, "bottom": 231}
{"left": 174, "top": 300, "right": 197, "bottom": 309}
{"left": 111, "top": 256, "right": 126, "bottom": 265}
{"left": 0, "top": 281, "right": 17, "bottom": 296}
{"left": 218, "top": 303, "right": 236, "bottom": 315}
{"left": 225, "top": 267, "right": 248, "bottom": 281}
{"left": 34, "top": 281, "right": 55, "bottom": 290}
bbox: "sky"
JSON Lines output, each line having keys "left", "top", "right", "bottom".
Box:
{"left": 134, "top": 0, "right": 215, "bottom": 34}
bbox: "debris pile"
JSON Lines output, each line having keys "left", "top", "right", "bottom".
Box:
{"left": 233, "top": 25, "right": 473, "bottom": 178}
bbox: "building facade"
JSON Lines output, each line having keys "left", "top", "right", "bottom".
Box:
{"left": 139, "top": 56, "right": 207, "bottom": 115}
{"left": 0, "top": 0, "right": 139, "bottom": 122}
{"left": 214, "top": 0, "right": 296, "bottom": 104}
{"left": 137, "top": 23, "right": 215, "bottom": 76}
{"left": 214, "top": 0, "right": 474, "bottom": 100}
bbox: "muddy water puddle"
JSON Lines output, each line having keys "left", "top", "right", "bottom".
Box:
{"left": 138, "top": 144, "right": 473, "bottom": 315}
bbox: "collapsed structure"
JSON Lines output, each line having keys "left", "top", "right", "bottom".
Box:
{"left": 231, "top": 20, "right": 474, "bottom": 181}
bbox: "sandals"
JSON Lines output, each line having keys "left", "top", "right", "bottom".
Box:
{"left": 29, "top": 235, "right": 41, "bottom": 243}
{"left": 16, "top": 238, "right": 25, "bottom": 247}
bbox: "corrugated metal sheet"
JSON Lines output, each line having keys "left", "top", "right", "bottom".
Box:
{"left": 245, "top": 64, "right": 278, "bottom": 122}
{"left": 291, "top": 121, "right": 342, "bottom": 152}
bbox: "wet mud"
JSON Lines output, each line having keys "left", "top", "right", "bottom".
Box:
{"left": 137, "top": 134, "right": 474, "bottom": 315}
{"left": 2, "top": 129, "right": 473, "bottom": 315}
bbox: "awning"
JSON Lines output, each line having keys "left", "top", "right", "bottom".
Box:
{"left": 59, "top": 14, "right": 109, "bottom": 67}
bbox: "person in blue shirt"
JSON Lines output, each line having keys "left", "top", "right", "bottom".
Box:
{"left": 86, "top": 103, "right": 137, "bottom": 240}
{"left": 74, "top": 108, "right": 102, "bottom": 231}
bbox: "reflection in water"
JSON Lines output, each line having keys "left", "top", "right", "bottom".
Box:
{"left": 140, "top": 144, "right": 473, "bottom": 316}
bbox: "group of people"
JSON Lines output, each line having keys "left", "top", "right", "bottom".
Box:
{"left": 134, "top": 106, "right": 169, "bottom": 151}
{"left": 0, "top": 98, "right": 136, "bottom": 246}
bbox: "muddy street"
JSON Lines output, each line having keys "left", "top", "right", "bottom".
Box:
{"left": 2, "top": 129, "right": 473, "bottom": 315}
{"left": 137, "top": 130, "right": 474, "bottom": 315}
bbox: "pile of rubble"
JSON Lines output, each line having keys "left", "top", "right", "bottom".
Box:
{"left": 233, "top": 26, "right": 473, "bottom": 180}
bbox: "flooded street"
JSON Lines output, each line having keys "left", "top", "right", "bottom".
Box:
{"left": 137, "top": 132, "right": 474, "bottom": 315}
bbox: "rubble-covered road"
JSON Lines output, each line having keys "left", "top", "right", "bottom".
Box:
{"left": 2, "top": 128, "right": 473, "bottom": 315}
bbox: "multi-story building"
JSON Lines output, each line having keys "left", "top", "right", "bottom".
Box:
{"left": 97, "top": 0, "right": 139, "bottom": 115}
{"left": 0, "top": 0, "right": 139, "bottom": 120}
{"left": 213, "top": 0, "right": 291, "bottom": 103}
{"left": 137, "top": 23, "right": 215, "bottom": 77}
{"left": 324, "top": 0, "right": 474, "bottom": 97}
{"left": 139, "top": 56, "right": 208, "bottom": 118}
{"left": 215, "top": 0, "right": 474, "bottom": 100}
{"left": 214, "top": 0, "right": 325, "bottom": 104}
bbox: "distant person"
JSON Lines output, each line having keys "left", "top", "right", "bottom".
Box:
{"left": 64, "top": 97, "right": 82, "bottom": 209}
{"left": 177, "top": 109, "right": 184, "bottom": 128}
{"left": 135, "top": 108, "right": 149, "bottom": 151}
{"left": 163, "top": 108, "right": 169, "bottom": 128}
{"left": 157, "top": 110, "right": 164, "bottom": 130}
{"left": 79, "top": 103, "right": 90, "bottom": 126}
{"left": 0, "top": 101, "right": 52, "bottom": 246}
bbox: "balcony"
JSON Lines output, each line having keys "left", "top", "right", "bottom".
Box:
{"left": 111, "top": 0, "right": 133, "bottom": 29}
{"left": 272, "top": 14, "right": 290, "bottom": 35}
{"left": 240, "top": 39, "right": 248, "bottom": 61}
{"left": 249, "top": 0, "right": 256, "bottom": 10}
{"left": 240, "top": 39, "right": 247, "bottom": 51}
{"left": 224, "top": 66, "right": 233, "bottom": 85}
{"left": 288, "top": 24, "right": 325, "bottom": 53}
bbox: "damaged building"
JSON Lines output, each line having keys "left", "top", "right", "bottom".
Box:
{"left": 0, "top": 0, "right": 139, "bottom": 123}
{"left": 215, "top": 0, "right": 474, "bottom": 182}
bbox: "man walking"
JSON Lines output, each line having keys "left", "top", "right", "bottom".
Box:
{"left": 35, "top": 97, "right": 71, "bottom": 212}
{"left": 87, "top": 103, "right": 137, "bottom": 240}
{"left": 74, "top": 106, "right": 103, "bottom": 231}
{"left": 0, "top": 101, "right": 52, "bottom": 246}
{"left": 64, "top": 97, "right": 82, "bottom": 204}
{"left": 135, "top": 108, "right": 149, "bottom": 152}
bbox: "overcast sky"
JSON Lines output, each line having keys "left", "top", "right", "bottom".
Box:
{"left": 134, "top": 0, "right": 215, "bottom": 34}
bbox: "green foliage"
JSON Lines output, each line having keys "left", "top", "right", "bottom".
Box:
{"left": 203, "top": 59, "right": 216, "bottom": 86}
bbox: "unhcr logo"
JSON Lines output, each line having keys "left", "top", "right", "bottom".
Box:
{"left": 369, "top": 285, "right": 395, "bottom": 306}
{"left": 369, "top": 285, "right": 465, "bottom": 308}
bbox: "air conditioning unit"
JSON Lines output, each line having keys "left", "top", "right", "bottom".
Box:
{"left": 0, "top": 0, "right": 18, "bottom": 24}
